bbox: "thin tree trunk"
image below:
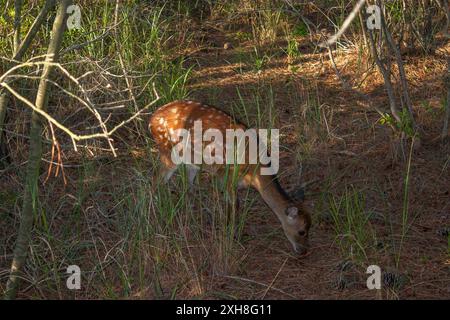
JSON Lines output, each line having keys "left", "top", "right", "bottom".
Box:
{"left": 442, "top": 58, "right": 450, "bottom": 141}
{"left": 4, "top": 0, "right": 71, "bottom": 300}
{"left": 368, "top": 31, "right": 402, "bottom": 122}
{"left": 0, "top": 0, "right": 56, "bottom": 165}
{"left": 0, "top": 94, "right": 11, "bottom": 164}
{"left": 13, "top": 0, "right": 23, "bottom": 53}
{"left": 378, "top": 1, "right": 417, "bottom": 132}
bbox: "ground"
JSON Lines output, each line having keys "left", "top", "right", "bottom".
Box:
{"left": 180, "top": 29, "right": 450, "bottom": 299}
{"left": 0, "top": 8, "right": 449, "bottom": 300}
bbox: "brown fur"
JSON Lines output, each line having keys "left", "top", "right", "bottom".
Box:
{"left": 149, "top": 100, "right": 311, "bottom": 253}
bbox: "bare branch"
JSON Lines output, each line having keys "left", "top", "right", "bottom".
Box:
{"left": 319, "top": 0, "right": 367, "bottom": 48}
{"left": 13, "top": 0, "right": 23, "bottom": 53}
{"left": 378, "top": 1, "right": 417, "bottom": 131}
{"left": 4, "top": 0, "right": 70, "bottom": 300}
{"left": 0, "top": 81, "right": 160, "bottom": 151}
{"left": 367, "top": 30, "right": 402, "bottom": 122}
{"left": 14, "top": 0, "right": 56, "bottom": 60}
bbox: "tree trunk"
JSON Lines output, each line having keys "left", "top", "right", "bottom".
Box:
{"left": 0, "top": 0, "right": 56, "bottom": 167}
{"left": 4, "top": 0, "right": 72, "bottom": 300}
{"left": 442, "top": 58, "right": 450, "bottom": 141}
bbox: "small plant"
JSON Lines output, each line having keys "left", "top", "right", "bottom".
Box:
{"left": 156, "top": 58, "right": 193, "bottom": 104}
{"left": 395, "top": 137, "right": 415, "bottom": 267}
{"left": 378, "top": 110, "right": 415, "bottom": 138}
{"left": 292, "top": 22, "right": 309, "bottom": 37}
{"left": 251, "top": 47, "right": 269, "bottom": 73}
{"left": 379, "top": 112, "right": 396, "bottom": 127}
{"left": 251, "top": 9, "right": 282, "bottom": 44}
{"left": 329, "top": 187, "right": 377, "bottom": 263}
{"left": 385, "top": 0, "right": 404, "bottom": 23}
{"left": 233, "top": 84, "right": 278, "bottom": 130}
{"left": 398, "top": 109, "right": 415, "bottom": 137}
{"left": 234, "top": 31, "right": 251, "bottom": 43}
{"left": 421, "top": 100, "right": 435, "bottom": 114}
{"left": 286, "top": 38, "right": 300, "bottom": 63}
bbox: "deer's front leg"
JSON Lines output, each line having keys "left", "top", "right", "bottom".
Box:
{"left": 156, "top": 152, "right": 177, "bottom": 183}
{"left": 186, "top": 164, "right": 200, "bottom": 186}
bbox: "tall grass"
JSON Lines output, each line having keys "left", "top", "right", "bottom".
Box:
{"left": 1, "top": 0, "right": 447, "bottom": 300}
{"left": 329, "top": 187, "right": 377, "bottom": 263}
{"left": 395, "top": 136, "right": 415, "bottom": 267}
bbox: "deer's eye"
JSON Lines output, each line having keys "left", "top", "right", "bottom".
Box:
{"left": 298, "top": 230, "right": 306, "bottom": 236}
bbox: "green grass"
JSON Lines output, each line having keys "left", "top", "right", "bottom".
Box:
{"left": 395, "top": 136, "right": 415, "bottom": 267}
{"left": 1, "top": 0, "right": 448, "bottom": 300}
{"left": 329, "top": 186, "right": 377, "bottom": 263}
{"left": 233, "top": 83, "right": 278, "bottom": 130}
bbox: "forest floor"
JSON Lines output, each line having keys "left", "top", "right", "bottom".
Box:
{"left": 184, "top": 31, "right": 450, "bottom": 299}
{"left": 1, "top": 14, "right": 449, "bottom": 300}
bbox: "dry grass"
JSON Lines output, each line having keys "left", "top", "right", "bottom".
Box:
{"left": 0, "top": 1, "right": 449, "bottom": 300}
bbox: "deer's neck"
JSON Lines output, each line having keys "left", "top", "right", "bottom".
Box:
{"left": 251, "top": 174, "right": 290, "bottom": 222}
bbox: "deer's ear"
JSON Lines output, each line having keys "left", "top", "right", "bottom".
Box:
{"left": 286, "top": 207, "right": 299, "bottom": 219}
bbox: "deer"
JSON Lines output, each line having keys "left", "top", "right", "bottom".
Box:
{"left": 149, "top": 100, "right": 311, "bottom": 254}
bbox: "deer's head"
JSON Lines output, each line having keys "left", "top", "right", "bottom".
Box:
{"left": 282, "top": 205, "right": 311, "bottom": 255}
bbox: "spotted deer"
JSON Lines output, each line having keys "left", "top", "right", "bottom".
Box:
{"left": 149, "top": 100, "right": 311, "bottom": 254}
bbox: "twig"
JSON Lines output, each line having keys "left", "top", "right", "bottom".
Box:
{"left": 367, "top": 30, "right": 402, "bottom": 122}
{"left": 261, "top": 257, "right": 289, "bottom": 299}
{"left": 378, "top": 1, "right": 417, "bottom": 131}
{"left": 1, "top": 58, "right": 160, "bottom": 156}
{"left": 0, "top": 82, "right": 160, "bottom": 154}
{"left": 222, "top": 275, "right": 298, "bottom": 299}
{"left": 14, "top": 0, "right": 56, "bottom": 60}
{"left": 319, "top": 0, "right": 367, "bottom": 48}
{"left": 44, "top": 121, "right": 67, "bottom": 185}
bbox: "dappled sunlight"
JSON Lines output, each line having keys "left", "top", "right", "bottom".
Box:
{"left": 0, "top": 0, "right": 449, "bottom": 300}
